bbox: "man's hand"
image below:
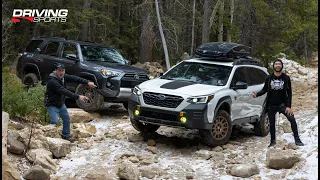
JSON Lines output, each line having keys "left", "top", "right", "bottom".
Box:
{"left": 252, "top": 92, "right": 257, "bottom": 98}
{"left": 285, "top": 107, "right": 294, "bottom": 116}
{"left": 88, "top": 82, "right": 97, "bottom": 88}
{"left": 79, "top": 95, "right": 89, "bottom": 102}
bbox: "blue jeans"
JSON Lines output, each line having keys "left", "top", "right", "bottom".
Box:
{"left": 46, "top": 104, "right": 71, "bottom": 138}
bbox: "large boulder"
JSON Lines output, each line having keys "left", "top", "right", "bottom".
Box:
{"left": 139, "top": 166, "right": 165, "bottom": 179}
{"left": 47, "top": 137, "right": 71, "bottom": 158}
{"left": 22, "top": 165, "right": 51, "bottom": 180}
{"left": 72, "top": 123, "right": 97, "bottom": 134}
{"left": 117, "top": 162, "right": 140, "bottom": 180}
{"left": 266, "top": 149, "right": 300, "bottom": 169}
{"left": 26, "top": 149, "right": 56, "bottom": 172}
{"left": 84, "top": 168, "right": 118, "bottom": 180}
{"left": 41, "top": 124, "right": 61, "bottom": 138}
{"left": 7, "top": 130, "right": 25, "bottom": 155}
{"left": 230, "top": 164, "right": 260, "bottom": 178}
{"left": 68, "top": 108, "right": 94, "bottom": 123}
{"left": 2, "top": 157, "right": 21, "bottom": 180}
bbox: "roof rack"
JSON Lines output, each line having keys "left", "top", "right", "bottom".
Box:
{"left": 233, "top": 57, "right": 262, "bottom": 66}
{"left": 32, "top": 36, "right": 66, "bottom": 40}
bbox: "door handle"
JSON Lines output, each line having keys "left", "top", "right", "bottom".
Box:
{"left": 36, "top": 58, "right": 43, "bottom": 62}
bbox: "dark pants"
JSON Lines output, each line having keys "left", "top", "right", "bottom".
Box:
{"left": 267, "top": 105, "right": 299, "bottom": 141}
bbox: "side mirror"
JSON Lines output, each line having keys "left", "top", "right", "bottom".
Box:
{"left": 232, "top": 81, "right": 248, "bottom": 90}
{"left": 66, "top": 54, "right": 79, "bottom": 62}
{"left": 124, "top": 59, "right": 131, "bottom": 65}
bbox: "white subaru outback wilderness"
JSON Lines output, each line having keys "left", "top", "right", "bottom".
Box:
{"left": 128, "top": 42, "right": 270, "bottom": 146}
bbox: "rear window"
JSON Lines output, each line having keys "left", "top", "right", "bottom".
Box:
{"left": 26, "top": 40, "right": 43, "bottom": 52}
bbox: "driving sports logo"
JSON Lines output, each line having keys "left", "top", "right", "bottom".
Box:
{"left": 11, "top": 9, "right": 68, "bottom": 23}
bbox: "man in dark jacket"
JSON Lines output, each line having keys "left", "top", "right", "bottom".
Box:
{"left": 45, "top": 63, "right": 96, "bottom": 141}
{"left": 252, "top": 59, "right": 304, "bottom": 147}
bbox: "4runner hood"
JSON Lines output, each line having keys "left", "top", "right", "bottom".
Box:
{"left": 139, "top": 78, "right": 225, "bottom": 97}
{"left": 83, "top": 61, "right": 148, "bottom": 74}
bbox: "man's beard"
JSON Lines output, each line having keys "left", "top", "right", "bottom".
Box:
{"left": 274, "top": 67, "right": 282, "bottom": 72}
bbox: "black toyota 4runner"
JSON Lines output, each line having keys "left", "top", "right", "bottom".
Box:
{"left": 16, "top": 36, "right": 150, "bottom": 111}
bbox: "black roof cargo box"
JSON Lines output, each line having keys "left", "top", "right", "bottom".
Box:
{"left": 195, "top": 42, "right": 251, "bottom": 59}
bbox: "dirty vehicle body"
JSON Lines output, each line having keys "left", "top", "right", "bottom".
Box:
{"left": 17, "top": 37, "right": 150, "bottom": 111}
{"left": 128, "top": 42, "right": 270, "bottom": 146}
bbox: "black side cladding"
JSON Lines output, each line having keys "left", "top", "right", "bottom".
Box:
{"left": 160, "top": 80, "right": 196, "bottom": 90}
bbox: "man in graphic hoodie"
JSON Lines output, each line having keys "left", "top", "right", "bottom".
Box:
{"left": 252, "top": 59, "right": 304, "bottom": 147}
{"left": 45, "top": 63, "right": 96, "bottom": 142}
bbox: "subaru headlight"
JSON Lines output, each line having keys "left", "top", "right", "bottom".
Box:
{"left": 100, "top": 69, "right": 122, "bottom": 77}
{"left": 133, "top": 86, "right": 142, "bottom": 96}
{"left": 187, "top": 95, "right": 214, "bottom": 104}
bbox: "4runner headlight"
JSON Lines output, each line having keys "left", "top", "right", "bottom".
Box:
{"left": 100, "top": 69, "right": 122, "bottom": 77}
{"left": 148, "top": 74, "right": 155, "bottom": 79}
{"left": 187, "top": 95, "right": 214, "bottom": 104}
{"left": 133, "top": 86, "right": 142, "bottom": 96}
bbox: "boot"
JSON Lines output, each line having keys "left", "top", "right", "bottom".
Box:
{"left": 61, "top": 135, "right": 76, "bottom": 143}
{"left": 294, "top": 137, "right": 304, "bottom": 146}
{"left": 268, "top": 140, "right": 276, "bottom": 147}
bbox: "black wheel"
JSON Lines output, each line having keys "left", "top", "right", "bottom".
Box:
{"left": 130, "top": 118, "right": 160, "bottom": 133}
{"left": 200, "top": 110, "right": 232, "bottom": 147}
{"left": 75, "top": 84, "right": 104, "bottom": 111}
{"left": 123, "top": 102, "right": 128, "bottom": 110}
{"left": 254, "top": 112, "right": 270, "bottom": 136}
{"left": 22, "top": 73, "right": 39, "bottom": 88}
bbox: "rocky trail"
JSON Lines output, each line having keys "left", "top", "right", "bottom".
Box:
{"left": 3, "top": 59, "right": 318, "bottom": 180}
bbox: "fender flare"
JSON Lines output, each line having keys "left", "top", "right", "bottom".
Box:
{"left": 214, "top": 96, "right": 232, "bottom": 119}
{"left": 78, "top": 72, "right": 99, "bottom": 88}
{"left": 23, "top": 63, "right": 41, "bottom": 81}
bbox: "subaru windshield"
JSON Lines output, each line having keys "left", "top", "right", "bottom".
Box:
{"left": 80, "top": 45, "right": 126, "bottom": 65}
{"left": 161, "top": 61, "right": 232, "bottom": 86}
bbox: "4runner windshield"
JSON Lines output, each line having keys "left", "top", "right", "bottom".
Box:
{"left": 161, "top": 61, "right": 232, "bottom": 86}
{"left": 80, "top": 45, "right": 126, "bottom": 65}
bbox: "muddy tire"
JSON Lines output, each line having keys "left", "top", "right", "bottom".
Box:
{"left": 22, "top": 73, "right": 39, "bottom": 88}
{"left": 254, "top": 112, "right": 270, "bottom": 137}
{"left": 75, "top": 84, "right": 104, "bottom": 112}
{"left": 130, "top": 118, "right": 160, "bottom": 133}
{"left": 200, "top": 110, "right": 232, "bottom": 147}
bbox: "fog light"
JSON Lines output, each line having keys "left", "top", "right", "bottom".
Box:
{"left": 134, "top": 110, "right": 140, "bottom": 116}
{"left": 180, "top": 117, "right": 187, "bottom": 123}
{"left": 106, "top": 82, "right": 112, "bottom": 87}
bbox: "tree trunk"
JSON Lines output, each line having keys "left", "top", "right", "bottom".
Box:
{"left": 155, "top": 0, "right": 170, "bottom": 69}
{"left": 303, "top": 30, "right": 308, "bottom": 64}
{"left": 227, "top": 0, "right": 234, "bottom": 42}
{"left": 209, "top": 0, "right": 222, "bottom": 29}
{"left": 139, "top": 0, "right": 154, "bottom": 64}
{"left": 218, "top": 0, "right": 225, "bottom": 42}
{"left": 190, "top": 0, "right": 196, "bottom": 55}
{"left": 80, "top": 0, "right": 91, "bottom": 41}
{"left": 202, "top": 0, "right": 213, "bottom": 44}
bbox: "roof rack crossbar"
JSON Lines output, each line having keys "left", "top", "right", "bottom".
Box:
{"left": 32, "top": 36, "right": 66, "bottom": 40}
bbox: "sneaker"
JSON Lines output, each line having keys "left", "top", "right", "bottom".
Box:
{"left": 294, "top": 137, "right": 304, "bottom": 146}
{"left": 61, "top": 135, "right": 76, "bottom": 143}
{"left": 268, "top": 140, "right": 276, "bottom": 147}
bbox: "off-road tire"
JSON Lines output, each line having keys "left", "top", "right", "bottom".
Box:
{"left": 200, "top": 110, "right": 232, "bottom": 147}
{"left": 130, "top": 118, "right": 160, "bottom": 133}
{"left": 75, "top": 84, "right": 104, "bottom": 112}
{"left": 254, "top": 112, "right": 270, "bottom": 137}
{"left": 22, "top": 73, "right": 39, "bottom": 88}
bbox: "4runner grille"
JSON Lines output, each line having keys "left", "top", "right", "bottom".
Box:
{"left": 143, "top": 92, "right": 184, "bottom": 108}
{"left": 120, "top": 73, "right": 148, "bottom": 88}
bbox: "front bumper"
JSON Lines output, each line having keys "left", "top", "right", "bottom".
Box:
{"left": 128, "top": 94, "right": 212, "bottom": 129}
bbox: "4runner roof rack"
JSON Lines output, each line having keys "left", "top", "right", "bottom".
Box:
{"left": 32, "top": 36, "right": 66, "bottom": 40}
{"left": 195, "top": 42, "right": 251, "bottom": 59}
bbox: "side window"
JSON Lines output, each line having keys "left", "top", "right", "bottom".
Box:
{"left": 231, "top": 67, "right": 247, "bottom": 87}
{"left": 42, "top": 42, "right": 59, "bottom": 56}
{"left": 61, "top": 43, "right": 78, "bottom": 58}
{"left": 26, "top": 40, "right": 43, "bottom": 52}
{"left": 247, "top": 68, "right": 268, "bottom": 86}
